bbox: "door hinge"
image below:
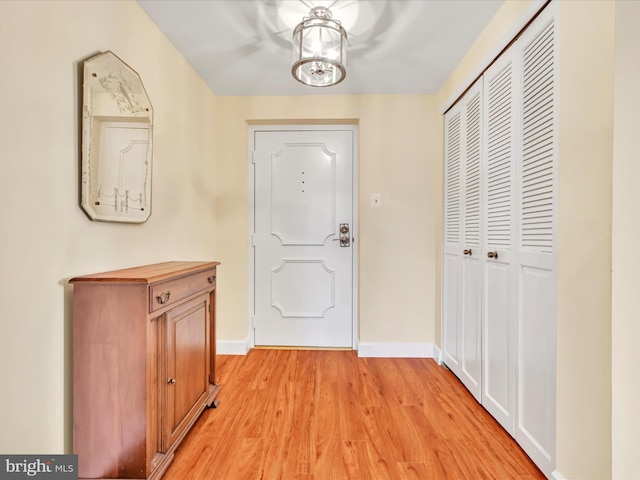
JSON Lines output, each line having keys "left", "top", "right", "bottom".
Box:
{"left": 252, "top": 151, "right": 256, "bottom": 164}
{"left": 251, "top": 233, "right": 256, "bottom": 247}
{"left": 251, "top": 314, "right": 256, "bottom": 329}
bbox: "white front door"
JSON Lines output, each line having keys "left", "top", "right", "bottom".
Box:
{"left": 252, "top": 127, "right": 355, "bottom": 347}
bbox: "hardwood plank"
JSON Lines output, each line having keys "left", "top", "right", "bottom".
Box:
{"left": 162, "top": 350, "right": 545, "bottom": 480}
{"left": 355, "top": 406, "right": 400, "bottom": 478}
{"left": 160, "top": 440, "right": 218, "bottom": 479}
{"left": 397, "top": 462, "right": 429, "bottom": 480}
{"left": 282, "top": 381, "right": 316, "bottom": 475}
{"left": 218, "top": 437, "right": 270, "bottom": 480}
{"left": 313, "top": 434, "right": 349, "bottom": 480}
{"left": 314, "top": 380, "right": 341, "bottom": 437}
{"left": 341, "top": 440, "right": 372, "bottom": 480}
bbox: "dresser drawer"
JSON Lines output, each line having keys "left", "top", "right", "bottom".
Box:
{"left": 149, "top": 268, "right": 216, "bottom": 312}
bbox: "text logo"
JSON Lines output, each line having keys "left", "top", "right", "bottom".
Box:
{"left": 0, "top": 455, "right": 77, "bottom": 479}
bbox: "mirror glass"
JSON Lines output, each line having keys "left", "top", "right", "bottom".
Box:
{"left": 81, "top": 51, "right": 153, "bottom": 223}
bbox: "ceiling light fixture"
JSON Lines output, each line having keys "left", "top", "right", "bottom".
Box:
{"left": 291, "top": 6, "right": 347, "bottom": 87}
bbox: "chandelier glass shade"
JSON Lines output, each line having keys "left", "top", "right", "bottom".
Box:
{"left": 291, "top": 6, "right": 347, "bottom": 87}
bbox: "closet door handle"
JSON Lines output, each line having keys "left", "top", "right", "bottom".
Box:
{"left": 463, "top": 249, "right": 472, "bottom": 256}
{"left": 487, "top": 251, "right": 499, "bottom": 259}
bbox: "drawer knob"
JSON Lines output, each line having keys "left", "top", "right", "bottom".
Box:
{"left": 156, "top": 292, "right": 171, "bottom": 304}
{"left": 208, "top": 276, "right": 215, "bottom": 284}
{"left": 167, "top": 378, "right": 176, "bottom": 385}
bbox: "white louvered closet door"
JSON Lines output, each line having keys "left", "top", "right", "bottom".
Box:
{"left": 482, "top": 49, "right": 518, "bottom": 434}
{"left": 443, "top": 80, "right": 483, "bottom": 401}
{"left": 459, "top": 82, "right": 483, "bottom": 401}
{"left": 514, "top": 4, "right": 557, "bottom": 476}
{"left": 442, "top": 3, "right": 557, "bottom": 477}
{"left": 443, "top": 102, "right": 463, "bottom": 379}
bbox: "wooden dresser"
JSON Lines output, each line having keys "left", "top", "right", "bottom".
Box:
{"left": 70, "top": 261, "right": 220, "bottom": 480}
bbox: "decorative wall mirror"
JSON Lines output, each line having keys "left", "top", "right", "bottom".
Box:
{"left": 81, "top": 51, "right": 153, "bottom": 223}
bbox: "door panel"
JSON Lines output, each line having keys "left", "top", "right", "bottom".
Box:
{"left": 271, "top": 143, "right": 335, "bottom": 245}
{"left": 482, "top": 49, "right": 517, "bottom": 434}
{"left": 483, "top": 258, "right": 513, "bottom": 427}
{"left": 164, "top": 297, "right": 209, "bottom": 450}
{"left": 518, "top": 262, "right": 555, "bottom": 464}
{"left": 460, "top": 86, "right": 483, "bottom": 401}
{"left": 443, "top": 106, "right": 462, "bottom": 377}
{"left": 461, "top": 255, "right": 481, "bottom": 397}
{"left": 271, "top": 260, "right": 334, "bottom": 317}
{"left": 514, "top": 5, "right": 557, "bottom": 473}
{"left": 253, "top": 129, "right": 354, "bottom": 347}
{"left": 443, "top": 81, "right": 483, "bottom": 401}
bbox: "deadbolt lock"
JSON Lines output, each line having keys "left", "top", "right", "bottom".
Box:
{"left": 339, "top": 223, "right": 350, "bottom": 247}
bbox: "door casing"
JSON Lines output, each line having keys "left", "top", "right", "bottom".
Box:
{"left": 248, "top": 124, "right": 359, "bottom": 350}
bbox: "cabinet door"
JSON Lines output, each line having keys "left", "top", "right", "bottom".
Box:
{"left": 163, "top": 294, "right": 211, "bottom": 450}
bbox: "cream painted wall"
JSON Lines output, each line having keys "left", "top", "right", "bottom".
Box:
{"left": 612, "top": 2, "right": 640, "bottom": 478}
{"left": 0, "top": 1, "right": 218, "bottom": 453}
{"left": 214, "top": 96, "right": 439, "bottom": 347}
{"left": 556, "top": 2, "right": 614, "bottom": 478}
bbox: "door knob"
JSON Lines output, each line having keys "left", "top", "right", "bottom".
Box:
{"left": 167, "top": 378, "right": 176, "bottom": 385}
{"left": 463, "top": 249, "right": 472, "bottom": 256}
{"left": 487, "top": 251, "right": 499, "bottom": 259}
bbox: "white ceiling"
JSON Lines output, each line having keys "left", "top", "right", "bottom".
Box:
{"left": 137, "top": 0, "right": 503, "bottom": 96}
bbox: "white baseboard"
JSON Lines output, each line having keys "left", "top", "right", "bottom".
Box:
{"left": 433, "top": 344, "right": 442, "bottom": 364}
{"left": 550, "top": 470, "right": 566, "bottom": 480}
{"left": 217, "top": 340, "right": 442, "bottom": 359}
{"left": 357, "top": 342, "right": 439, "bottom": 358}
{"left": 217, "top": 338, "right": 251, "bottom": 355}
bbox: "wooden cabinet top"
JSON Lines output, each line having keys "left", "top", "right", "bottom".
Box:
{"left": 69, "top": 261, "right": 220, "bottom": 285}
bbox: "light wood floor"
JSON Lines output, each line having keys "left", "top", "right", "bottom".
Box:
{"left": 163, "top": 349, "right": 545, "bottom": 480}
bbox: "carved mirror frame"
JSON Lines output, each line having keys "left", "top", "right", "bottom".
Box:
{"left": 81, "top": 51, "right": 153, "bottom": 223}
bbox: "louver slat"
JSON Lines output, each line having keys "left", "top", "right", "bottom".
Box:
{"left": 521, "top": 21, "right": 555, "bottom": 253}
{"left": 465, "top": 93, "right": 482, "bottom": 248}
{"left": 445, "top": 113, "right": 461, "bottom": 245}
{"left": 486, "top": 63, "right": 513, "bottom": 248}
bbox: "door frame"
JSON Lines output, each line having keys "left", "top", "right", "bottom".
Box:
{"left": 248, "top": 123, "right": 359, "bottom": 350}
